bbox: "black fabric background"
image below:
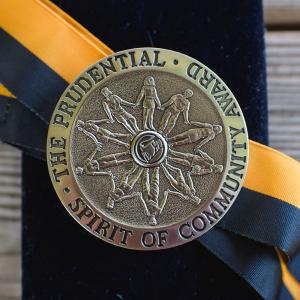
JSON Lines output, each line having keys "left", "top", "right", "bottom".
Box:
{"left": 23, "top": 1, "right": 267, "bottom": 299}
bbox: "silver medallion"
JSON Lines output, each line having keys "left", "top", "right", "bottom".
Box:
{"left": 47, "top": 48, "right": 248, "bottom": 250}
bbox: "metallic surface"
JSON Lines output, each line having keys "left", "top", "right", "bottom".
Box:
{"left": 47, "top": 48, "right": 249, "bottom": 250}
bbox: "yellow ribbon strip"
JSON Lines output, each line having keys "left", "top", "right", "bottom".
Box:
{"left": 277, "top": 250, "right": 300, "bottom": 300}
{"left": 0, "top": 0, "right": 113, "bottom": 83}
{"left": 246, "top": 141, "right": 300, "bottom": 209}
{"left": 0, "top": 83, "right": 16, "bottom": 99}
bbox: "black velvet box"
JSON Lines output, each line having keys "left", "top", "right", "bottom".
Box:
{"left": 22, "top": 1, "right": 267, "bottom": 299}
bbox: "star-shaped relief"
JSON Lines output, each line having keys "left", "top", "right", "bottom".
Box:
{"left": 75, "top": 76, "right": 223, "bottom": 226}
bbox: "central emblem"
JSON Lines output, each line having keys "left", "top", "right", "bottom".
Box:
{"left": 131, "top": 131, "right": 167, "bottom": 167}
{"left": 47, "top": 48, "right": 248, "bottom": 250}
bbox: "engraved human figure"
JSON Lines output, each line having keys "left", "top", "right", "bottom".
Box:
{"left": 76, "top": 119, "right": 131, "bottom": 148}
{"left": 168, "top": 122, "right": 223, "bottom": 162}
{"left": 101, "top": 87, "right": 139, "bottom": 135}
{"left": 159, "top": 89, "right": 193, "bottom": 135}
{"left": 168, "top": 149, "right": 223, "bottom": 176}
{"left": 75, "top": 148, "right": 114, "bottom": 177}
{"left": 76, "top": 120, "right": 103, "bottom": 151}
{"left": 96, "top": 151, "right": 132, "bottom": 168}
{"left": 161, "top": 162, "right": 201, "bottom": 205}
{"left": 135, "top": 76, "right": 161, "bottom": 130}
{"left": 107, "top": 164, "right": 145, "bottom": 209}
{"left": 140, "top": 167, "right": 161, "bottom": 226}
{"left": 190, "top": 122, "right": 222, "bottom": 155}
{"left": 168, "top": 122, "right": 222, "bottom": 148}
{"left": 191, "top": 163, "right": 223, "bottom": 176}
{"left": 75, "top": 150, "right": 132, "bottom": 174}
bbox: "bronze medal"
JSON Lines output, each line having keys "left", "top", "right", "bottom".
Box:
{"left": 47, "top": 48, "right": 248, "bottom": 250}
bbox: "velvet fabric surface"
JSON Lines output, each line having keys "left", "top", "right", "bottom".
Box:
{"left": 22, "top": 1, "right": 267, "bottom": 299}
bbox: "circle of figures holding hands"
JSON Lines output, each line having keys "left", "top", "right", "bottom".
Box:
{"left": 75, "top": 76, "right": 223, "bottom": 226}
